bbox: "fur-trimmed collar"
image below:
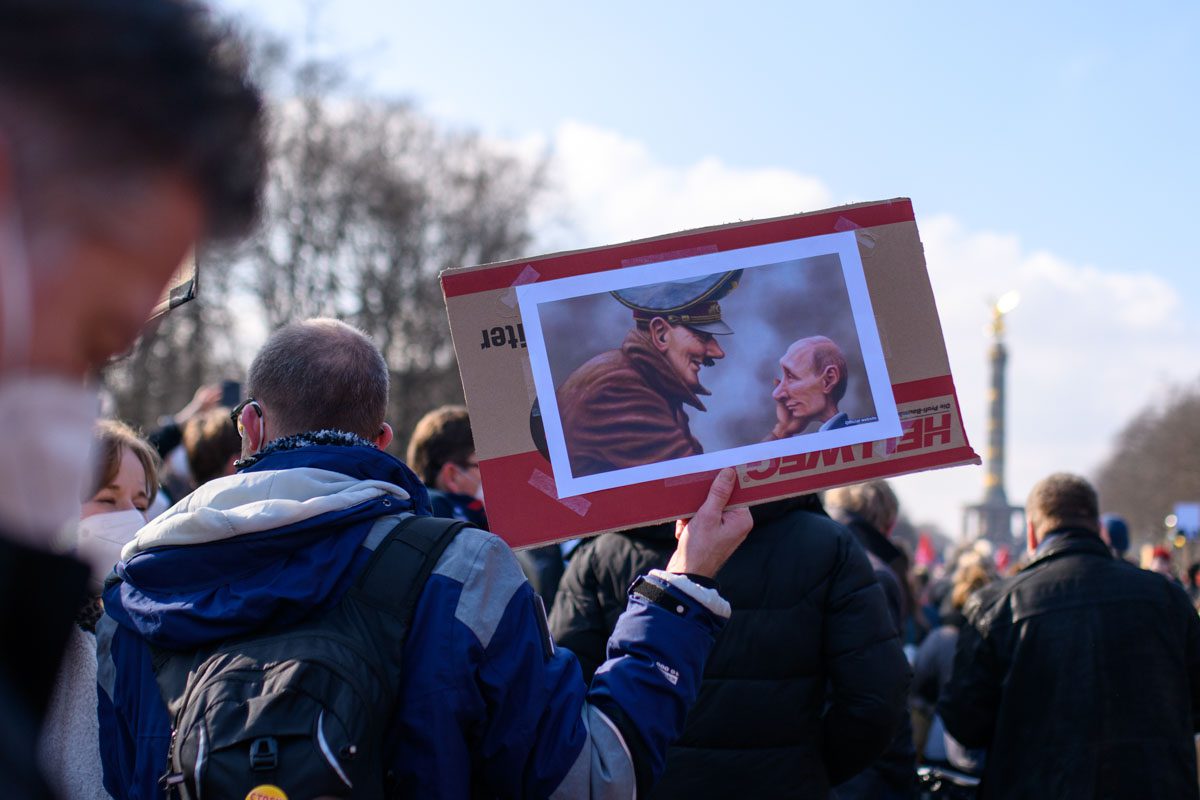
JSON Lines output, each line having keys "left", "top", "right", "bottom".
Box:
{"left": 238, "top": 429, "right": 378, "bottom": 469}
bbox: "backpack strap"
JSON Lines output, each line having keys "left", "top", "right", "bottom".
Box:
{"left": 149, "top": 515, "right": 468, "bottom": 708}
{"left": 149, "top": 645, "right": 204, "bottom": 718}
{"left": 348, "top": 514, "right": 471, "bottom": 626}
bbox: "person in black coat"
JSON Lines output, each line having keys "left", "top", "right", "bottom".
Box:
{"left": 825, "top": 481, "right": 918, "bottom": 799}
{"left": 940, "top": 472, "right": 1200, "bottom": 800}
{"left": 550, "top": 495, "right": 910, "bottom": 799}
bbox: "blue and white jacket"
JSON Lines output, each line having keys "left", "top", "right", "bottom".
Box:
{"left": 97, "top": 433, "right": 730, "bottom": 798}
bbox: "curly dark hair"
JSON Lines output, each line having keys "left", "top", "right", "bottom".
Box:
{"left": 0, "top": 0, "right": 266, "bottom": 240}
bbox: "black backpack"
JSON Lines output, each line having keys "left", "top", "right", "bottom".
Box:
{"left": 151, "top": 514, "right": 468, "bottom": 800}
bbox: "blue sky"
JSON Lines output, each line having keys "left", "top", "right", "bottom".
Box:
{"left": 219, "top": 1, "right": 1199, "bottom": 296}
{"left": 214, "top": 0, "right": 1200, "bottom": 538}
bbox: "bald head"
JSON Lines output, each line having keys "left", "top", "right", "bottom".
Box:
{"left": 248, "top": 318, "right": 389, "bottom": 441}
{"left": 771, "top": 335, "right": 848, "bottom": 431}
{"left": 785, "top": 336, "right": 848, "bottom": 403}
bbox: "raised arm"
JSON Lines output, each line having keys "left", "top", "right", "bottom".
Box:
{"left": 474, "top": 470, "right": 752, "bottom": 797}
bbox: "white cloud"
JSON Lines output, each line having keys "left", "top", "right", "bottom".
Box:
{"left": 905, "top": 215, "right": 1194, "bottom": 536}
{"left": 543, "top": 121, "right": 833, "bottom": 247}
{"left": 542, "top": 121, "right": 1198, "bottom": 540}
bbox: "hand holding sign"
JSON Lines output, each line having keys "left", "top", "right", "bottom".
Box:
{"left": 667, "top": 469, "right": 753, "bottom": 578}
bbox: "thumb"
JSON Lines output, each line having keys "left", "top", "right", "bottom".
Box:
{"left": 699, "top": 468, "right": 738, "bottom": 517}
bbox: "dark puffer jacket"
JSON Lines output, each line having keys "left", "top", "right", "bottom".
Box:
{"left": 550, "top": 497, "right": 910, "bottom": 799}
{"left": 832, "top": 516, "right": 918, "bottom": 798}
{"left": 940, "top": 530, "right": 1200, "bottom": 800}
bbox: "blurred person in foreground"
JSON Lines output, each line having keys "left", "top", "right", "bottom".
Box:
{"left": 41, "top": 421, "right": 158, "bottom": 800}
{"left": 550, "top": 493, "right": 910, "bottom": 799}
{"left": 940, "top": 472, "right": 1200, "bottom": 799}
{"left": 0, "top": 0, "right": 264, "bottom": 795}
{"left": 824, "top": 480, "right": 918, "bottom": 799}
{"left": 99, "top": 318, "right": 753, "bottom": 799}
{"left": 408, "top": 404, "right": 565, "bottom": 603}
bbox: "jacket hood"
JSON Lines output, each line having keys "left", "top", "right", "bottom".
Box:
{"left": 103, "top": 441, "right": 431, "bottom": 650}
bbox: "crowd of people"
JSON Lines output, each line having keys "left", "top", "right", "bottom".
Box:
{"left": 31, "top": 380, "right": 1200, "bottom": 800}
{"left": 2, "top": 1, "right": 1200, "bottom": 799}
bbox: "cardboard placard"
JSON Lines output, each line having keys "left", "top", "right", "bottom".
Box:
{"left": 441, "top": 198, "right": 979, "bottom": 548}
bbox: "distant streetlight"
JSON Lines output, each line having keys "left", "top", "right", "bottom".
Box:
{"left": 1166, "top": 513, "right": 1179, "bottom": 528}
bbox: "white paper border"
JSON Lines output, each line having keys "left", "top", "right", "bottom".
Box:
{"left": 517, "top": 230, "right": 900, "bottom": 498}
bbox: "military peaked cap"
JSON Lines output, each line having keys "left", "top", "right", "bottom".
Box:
{"left": 611, "top": 269, "right": 742, "bottom": 335}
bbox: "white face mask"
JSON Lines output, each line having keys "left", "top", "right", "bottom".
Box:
{"left": 0, "top": 200, "right": 100, "bottom": 551}
{"left": 75, "top": 508, "right": 146, "bottom": 592}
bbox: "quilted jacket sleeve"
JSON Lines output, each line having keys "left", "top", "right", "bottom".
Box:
{"left": 821, "top": 532, "right": 912, "bottom": 784}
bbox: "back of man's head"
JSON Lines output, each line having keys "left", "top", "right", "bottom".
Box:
{"left": 407, "top": 406, "right": 474, "bottom": 488}
{"left": 0, "top": 0, "right": 265, "bottom": 241}
{"left": 825, "top": 480, "right": 899, "bottom": 535}
{"left": 248, "top": 318, "right": 389, "bottom": 441}
{"left": 1027, "top": 472, "right": 1100, "bottom": 541}
{"left": 183, "top": 406, "right": 241, "bottom": 485}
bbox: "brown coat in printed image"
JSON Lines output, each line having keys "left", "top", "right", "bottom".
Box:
{"left": 558, "top": 329, "right": 705, "bottom": 476}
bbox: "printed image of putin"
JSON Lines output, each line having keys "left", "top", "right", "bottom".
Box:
{"left": 765, "top": 335, "right": 861, "bottom": 439}
{"left": 557, "top": 270, "right": 741, "bottom": 477}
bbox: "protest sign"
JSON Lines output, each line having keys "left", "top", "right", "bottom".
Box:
{"left": 441, "top": 198, "right": 980, "bottom": 547}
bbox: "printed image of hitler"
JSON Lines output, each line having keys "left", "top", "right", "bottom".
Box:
{"left": 556, "top": 270, "right": 741, "bottom": 477}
